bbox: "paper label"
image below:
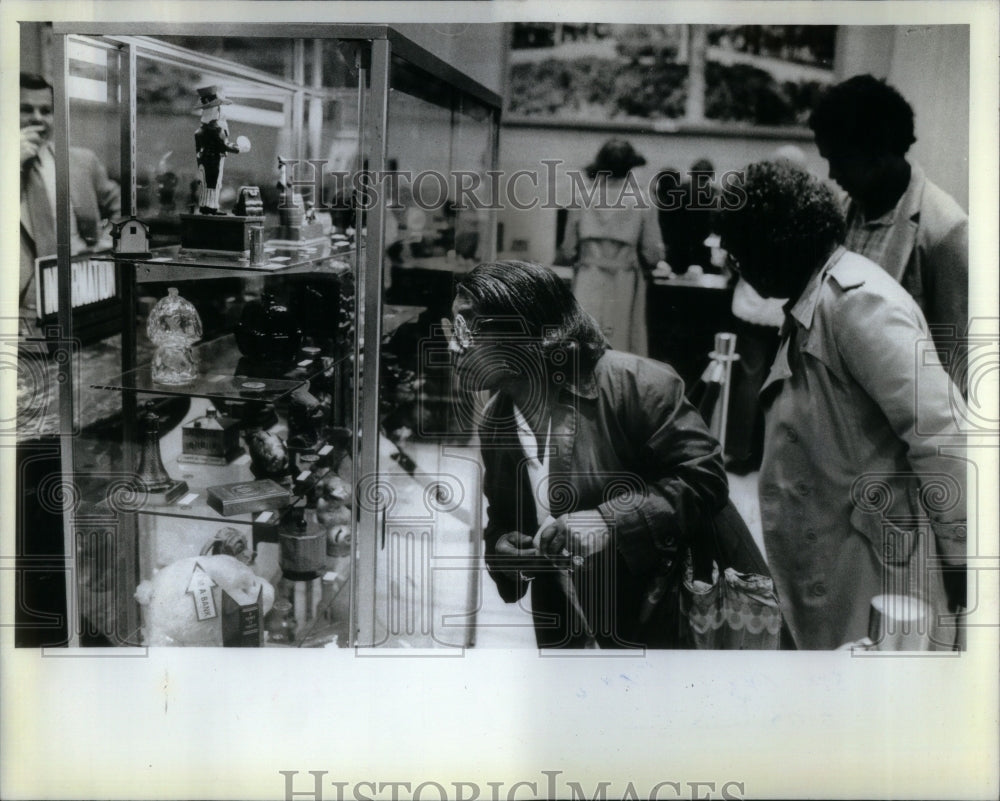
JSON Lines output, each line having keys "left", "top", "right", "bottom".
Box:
{"left": 186, "top": 563, "right": 218, "bottom": 622}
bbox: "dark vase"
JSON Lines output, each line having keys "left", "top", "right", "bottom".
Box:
{"left": 235, "top": 292, "right": 302, "bottom": 364}
{"left": 293, "top": 279, "right": 340, "bottom": 346}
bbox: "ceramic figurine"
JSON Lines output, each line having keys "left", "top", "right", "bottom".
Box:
{"left": 244, "top": 425, "right": 290, "bottom": 481}
{"left": 315, "top": 474, "right": 352, "bottom": 557}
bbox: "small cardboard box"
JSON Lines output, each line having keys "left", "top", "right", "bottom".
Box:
{"left": 206, "top": 478, "right": 291, "bottom": 516}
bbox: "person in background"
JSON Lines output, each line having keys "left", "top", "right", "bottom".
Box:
{"left": 558, "top": 139, "right": 663, "bottom": 356}
{"left": 723, "top": 147, "right": 799, "bottom": 474}
{"left": 447, "top": 260, "right": 769, "bottom": 648}
{"left": 718, "top": 161, "right": 967, "bottom": 650}
{"left": 655, "top": 157, "right": 718, "bottom": 275}
{"left": 809, "top": 74, "right": 968, "bottom": 391}
{"left": 20, "top": 71, "right": 120, "bottom": 334}
{"left": 18, "top": 72, "right": 121, "bottom": 647}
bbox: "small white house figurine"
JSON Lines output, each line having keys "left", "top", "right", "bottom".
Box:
{"left": 112, "top": 216, "right": 151, "bottom": 258}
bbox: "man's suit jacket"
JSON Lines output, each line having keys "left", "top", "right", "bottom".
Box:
{"left": 846, "top": 164, "right": 968, "bottom": 386}
{"left": 20, "top": 145, "right": 121, "bottom": 308}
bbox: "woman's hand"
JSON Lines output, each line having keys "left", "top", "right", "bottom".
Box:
{"left": 536, "top": 513, "right": 611, "bottom": 563}
{"left": 494, "top": 531, "right": 541, "bottom": 580}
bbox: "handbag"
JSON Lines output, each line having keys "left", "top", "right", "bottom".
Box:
{"left": 640, "top": 499, "right": 782, "bottom": 649}
{"left": 681, "top": 559, "right": 782, "bottom": 649}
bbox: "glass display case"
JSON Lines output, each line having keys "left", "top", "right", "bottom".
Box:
{"left": 49, "top": 25, "right": 500, "bottom": 648}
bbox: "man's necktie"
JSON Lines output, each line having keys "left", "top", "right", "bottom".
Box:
{"left": 23, "top": 158, "right": 57, "bottom": 259}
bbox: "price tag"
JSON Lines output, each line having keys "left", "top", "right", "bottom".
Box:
{"left": 178, "top": 493, "right": 199, "bottom": 508}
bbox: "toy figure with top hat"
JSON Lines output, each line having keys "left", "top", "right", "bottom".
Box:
{"left": 180, "top": 85, "right": 265, "bottom": 261}
{"left": 194, "top": 85, "right": 250, "bottom": 215}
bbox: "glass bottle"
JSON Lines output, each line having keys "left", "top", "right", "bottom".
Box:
{"left": 263, "top": 599, "right": 296, "bottom": 645}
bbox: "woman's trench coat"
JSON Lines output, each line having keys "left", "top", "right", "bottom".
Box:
{"left": 759, "top": 248, "right": 967, "bottom": 649}
{"left": 560, "top": 179, "right": 663, "bottom": 356}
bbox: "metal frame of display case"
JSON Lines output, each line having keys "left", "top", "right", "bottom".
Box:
{"left": 51, "top": 23, "right": 501, "bottom": 648}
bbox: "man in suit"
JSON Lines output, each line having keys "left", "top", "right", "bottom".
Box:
{"left": 809, "top": 75, "right": 968, "bottom": 391}
{"left": 18, "top": 72, "right": 119, "bottom": 647}
{"left": 20, "top": 71, "right": 120, "bottom": 332}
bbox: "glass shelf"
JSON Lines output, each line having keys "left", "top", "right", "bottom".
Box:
{"left": 109, "top": 434, "right": 304, "bottom": 523}
{"left": 381, "top": 304, "right": 424, "bottom": 339}
{"left": 91, "top": 333, "right": 348, "bottom": 402}
{"left": 93, "top": 245, "right": 355, "bottom": 279}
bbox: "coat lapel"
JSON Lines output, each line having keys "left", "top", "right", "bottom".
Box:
{"left": 547, "top": 399, "right": 578, "bottom": 518}
{"left": 879, "top": 214, "right": 919, "bottom": 284}
{"left": 760, "top": 336, "right": 793, "bottom": 397}
{"left": 874, "top": 165, "right": 926, "bottom": 284}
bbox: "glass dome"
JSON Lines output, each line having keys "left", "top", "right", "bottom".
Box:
{"left": 148, "top": 287, "right": 203, "bottom": 384}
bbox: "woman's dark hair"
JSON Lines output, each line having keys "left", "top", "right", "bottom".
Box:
{"left": 585, "top": 139, "right": 647, "bottom": 180}
{"left": 455, "top": 260, "right": 608, "bottom": 372}
{"left": 808, "top": 74, "right": 916, "bottom": 157}
{"left": 717, "top": 161, "right": 845, "bottom": 289}
{"left": 20, "top": 72, "right": 53, "bottom": 93}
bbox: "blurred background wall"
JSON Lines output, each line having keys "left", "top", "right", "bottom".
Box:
{"left": 20, "top": 20, "right": 970, "bottom": 267}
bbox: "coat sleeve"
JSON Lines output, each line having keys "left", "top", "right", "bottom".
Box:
{"left": 479, "top": 414, "right": 530, "bottom": 603}
{"left": 832, "top": 287, "right": 967, "bottom": 565}
{"left": 922, "top": 217, "right": 969, "bottom": 391}
{"left": 596, "top": 359, "right": 730, "bottom": 575}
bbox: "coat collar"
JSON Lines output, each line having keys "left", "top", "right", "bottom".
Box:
{"left": 782, "top": 246, "right": 848, "bottom": 335}
{"left": 558, "top": 360, "right": 600, "bottom": 401}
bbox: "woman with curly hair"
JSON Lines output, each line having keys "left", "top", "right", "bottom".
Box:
{"left": 447, "top": 260, "right": 770, "bottom": 648}
{"left": 718, "top": 160, "right": 968, "bottom": 650}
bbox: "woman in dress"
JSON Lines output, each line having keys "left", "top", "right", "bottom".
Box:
{"left": 559, "top": 139, "right": 663, "bottom": 356}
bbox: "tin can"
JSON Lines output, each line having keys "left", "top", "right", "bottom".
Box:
{"left": 248, "top": 224, "right": 264, "bottom": 265}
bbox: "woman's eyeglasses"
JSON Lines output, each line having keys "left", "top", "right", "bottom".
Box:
{"left": 442, "top": 313, "right": 494, "bottom": 351}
